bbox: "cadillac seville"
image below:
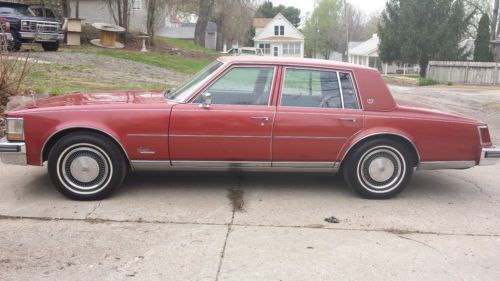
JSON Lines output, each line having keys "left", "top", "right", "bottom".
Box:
{"left": 1, "top": 56, "right": 499, "bottom": 200}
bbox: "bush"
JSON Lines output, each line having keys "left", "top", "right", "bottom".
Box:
{"left": 417, "top": 77, "right": 440, "bottom": 86}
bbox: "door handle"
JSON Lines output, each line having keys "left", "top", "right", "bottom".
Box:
{"left": 338, "top": 117, "right": 357, "bottom": 123}
{"left": 250, "top": 116, "right": 270, "bottom": 126}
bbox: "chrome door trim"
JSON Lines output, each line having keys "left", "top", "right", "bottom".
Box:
{"left": 127, "top": 133, "right": 168, "bottom": 137}
{"left": 130, "top": 160, "right": 340, "bottom": 172}
{"left": 417, "top": 161, "right": 475, "bottom": 170}
{"left": 170, "top": 134, "right": 271, "bottom": 139}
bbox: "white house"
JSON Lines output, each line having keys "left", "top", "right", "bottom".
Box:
{"left": 348, "top": 34, "right": 419, "bottom": 75}
{"left": 253, "top": 13, "right": 305, "bottom": 58}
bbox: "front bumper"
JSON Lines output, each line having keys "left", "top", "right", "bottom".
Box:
{"left": 479, "top": 147, "right": 500, "bottom": 166}
{"left": 0, "top": 137, "right": 27, "bottom": 166}
{"left": 19, "top": 32, "right": 64, "bottom": 42}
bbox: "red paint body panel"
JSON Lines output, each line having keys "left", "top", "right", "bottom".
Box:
{"left": 5, "top": 57, "right": 491, "bottom": 168}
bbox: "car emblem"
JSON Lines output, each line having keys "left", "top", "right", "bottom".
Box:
{"left": 367, "top": 98, "right": 374, "bottom": 104}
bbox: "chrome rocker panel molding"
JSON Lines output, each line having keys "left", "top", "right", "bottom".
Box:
{"left": 0, "top": 137, "right": 27, "bottom": 166}
{"left": 417, "top": 161, "right": 476, "bottom": 170}
{"left": 131, "top": 160, "right": 340, "bottom": 173}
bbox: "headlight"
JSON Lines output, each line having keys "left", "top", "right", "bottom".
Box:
{"left": 6, "top": 118, "right": 24, "bottom": 141}
{"left": 21, "top": 21, "right": 29, "bottom": 31}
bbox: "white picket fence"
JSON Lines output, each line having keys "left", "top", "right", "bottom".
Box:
{"left": 427, "top": 61, "right": 500, "bottom": 85}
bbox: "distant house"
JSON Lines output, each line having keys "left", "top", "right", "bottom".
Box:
{"left": 253, "top": 13, "right": 305, "bottom": 58}
{"left": 348, "top": 34, "right": 419, "bottom": 75}
{"left": 157, "top": 22, "right": 218, "bottom": 50}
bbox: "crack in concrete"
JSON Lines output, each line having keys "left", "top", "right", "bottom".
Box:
{"left": 1, "top": 217, "right": 499, "bottom": 238}
{"left": 85, "top": 201, "right": 102, "bottom": 220}
{"left": 450, "top": 174, "right": 500, "bottom": 204}
{"left": 215, "top": 176, "right": 242, "bottom": 281}
{"left": 397, "top": 235, "right": 443, "bottom": 254}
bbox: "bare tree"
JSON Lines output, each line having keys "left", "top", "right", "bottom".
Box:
{"left": 194, "top": 0, "right": 214, "bottom": 46}
{"left": 212, "top": 0, "right": 254, "bottom": 51}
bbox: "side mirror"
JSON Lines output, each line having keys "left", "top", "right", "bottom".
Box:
{"left": 199, "top": 92, "right": 212, "bottom": 109}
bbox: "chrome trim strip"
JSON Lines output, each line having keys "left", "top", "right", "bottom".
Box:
{"left": 0, "top": 138, "right": 27, "bottom": 166}
{"left": 339, "top": 132, "right": 421, "bottom": 164}
{"left": 127, "top": 134, "right": 168, "bottom": 137}
{"left": 479, "top": 147, "right": 500, "bottom": 166}
{"left": 173, "top": 160, "right": 270, "bottom": 167}
{"left": 417, "top": 161, "right": 475, "bottom": 170}
{"left": 41, "top": 126, "right": 131, "bottom": 166}
{"left": 131, "top": 160, "right": 340, "bottom": 172}
{"left": 274, "top": 136, "right": 348, "bottom": 140}
{"left": 336, "top": 71, "right": 345, "bottom": 109}
{"left": 366, "top": 115, "right": 480, "bottom": 125}
{"left": 170, "top": 134, "right": 270, "bottom": 139}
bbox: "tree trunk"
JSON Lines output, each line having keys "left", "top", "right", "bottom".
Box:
{"left": 492, "top": 0, "right": 499, "bottom": 40}
{"left": 419, "top": 59, "right": 429, "bottom": 77}
{"left": 194, "top": 0, "right": 214, "bottom": 47}
{"left": 216, "top": 31, "right": 224, "bottom": 52}
{"left": 75, "top": 0, "right": 79, "bottom": 18}
{"left": 147, "top": 0, "right": 157, "bottom": 45}
{"left": 61, "top": 0, "right": 70, "bottom": 17}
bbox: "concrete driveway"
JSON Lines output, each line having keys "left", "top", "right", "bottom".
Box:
{"left": 1, "top": 85, "right": 500, "bottom": 281}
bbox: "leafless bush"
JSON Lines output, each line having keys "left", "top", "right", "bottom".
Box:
{"left": 0, "top": 31, "right": 32, "bottom": 117}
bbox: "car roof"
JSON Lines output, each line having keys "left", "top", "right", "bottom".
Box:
{"left": 218, "top": 56, "right": 374, "bottom": 71}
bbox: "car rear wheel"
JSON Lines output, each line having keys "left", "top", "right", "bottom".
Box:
{"left": 48, "top": 132, "right": 127, "bottom": 200}
{"left": 41, "top": 41, "right": 59, "bottom": 51}
{"left": 343, "top": 138, "right": 414, "bottom": 199}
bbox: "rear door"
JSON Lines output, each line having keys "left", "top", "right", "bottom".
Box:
{"left": 272, "top": 67, "right": 364, "bottom": 166}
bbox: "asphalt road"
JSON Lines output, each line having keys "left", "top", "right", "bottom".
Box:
{"left": 1, "top": 85, "right": 499, "bottom": 281}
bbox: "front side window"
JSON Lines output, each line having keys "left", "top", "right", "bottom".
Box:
{"left": 194, "top": 67, "right": 275, "bottom": 106}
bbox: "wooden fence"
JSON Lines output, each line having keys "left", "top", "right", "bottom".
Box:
{"left": 427, "top": 61, "right": 500, "bottom": 85}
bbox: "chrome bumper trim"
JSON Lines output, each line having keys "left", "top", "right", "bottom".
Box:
{"left": 417, "top": 161, "right": 475, "bottom": 170}
{"left": 479, "top": 147, "right": 500, "bottom": 166}
{"left": 131, "top": 160, "right": 339, "bottom": 173}
{"left": 0, "top": 138, "right": 27, "bottom": 166}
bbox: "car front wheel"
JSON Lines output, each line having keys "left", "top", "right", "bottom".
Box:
{"left": 48, "top": 132, "right": 127, "bottom": 200}
{"left": 343, "top": 138, "right": 414, "bottom": 199}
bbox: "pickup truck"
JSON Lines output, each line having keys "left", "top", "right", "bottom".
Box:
{"left": 0, "top": 1, "right": 63, "bottom": 51}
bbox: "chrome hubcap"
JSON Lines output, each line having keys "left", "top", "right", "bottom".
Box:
{"left": 70, "top": 156, "right": 100, "bottom": 183}
{"left": 57, "top": 144, "right": 113, "bottom": 194}
{"left": 368, "top": 157, "right": 395, "bottom": 182}
{"left": 357, "top": 146, "right": 406, "bottom": 193}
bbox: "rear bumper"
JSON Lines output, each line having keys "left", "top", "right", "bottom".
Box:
{"left": 0, "top": 138, "right": 27, "bottom": 166}
{"left": 479, "top": 147, "right": 500, "bottom": 166}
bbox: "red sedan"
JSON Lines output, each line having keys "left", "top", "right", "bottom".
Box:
{"left": 1, "top": 56, "right": 499, "bottom": 200}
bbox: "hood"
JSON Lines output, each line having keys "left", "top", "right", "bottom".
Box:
{"left": 396, "top": 100, "right": 483, "bottom": 125}
{"left": 7, "top": 90, "right": 169, "bottom": 112}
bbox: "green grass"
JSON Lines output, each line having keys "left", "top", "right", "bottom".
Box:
{"left": 77, "top": 48, "right": 212, "bottom": 74}
{"left": 417, "top": 77, "right": 440, "bottom": 86}
{"left": 23, "top": 67, "right": 166, "bottom": 96}
{"left": 156, "top": 36, "right": 219, "bottom": 55}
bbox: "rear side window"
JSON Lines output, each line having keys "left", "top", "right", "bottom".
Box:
{"left": 280, "top": 68, "right": 359, "bottom": 109}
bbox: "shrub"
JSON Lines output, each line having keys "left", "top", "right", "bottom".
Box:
{"left": 417, "top": 77, "right": 440, "bottom": 86}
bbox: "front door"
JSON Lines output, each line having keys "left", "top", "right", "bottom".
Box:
{"left": 169, "top": 66, "right": 277, "bottom": 166}
{"left": 273, "top": 46, "right": 279, "bottom": 57}
{"left": 272, "top": 67, "right": 363, "bottom": 165}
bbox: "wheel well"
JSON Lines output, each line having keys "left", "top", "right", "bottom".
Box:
{"left": 340, "top": 134, "right": 420, "bottom": 169}
{"left": 42, "top": 128, "right": 130, "bottom": 167}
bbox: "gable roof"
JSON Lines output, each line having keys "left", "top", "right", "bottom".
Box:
{"left": 253, "top": 18, "right": 272, "bottom": 28}
{"left": 253, "top": 13, "right": 304, "bottom": 40}
{"left": 349, "top": 34, "right": 379, "bottom": 56}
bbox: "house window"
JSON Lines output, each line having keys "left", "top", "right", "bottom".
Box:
{"left": 274, "top": 25, "right": 284, "bottom": 36}
{"left": 132, "top": 0, "right": 142, "bottom": 10}
{"left": 259, "top": 43, "right": 271, "bottom": 54}
{"left": 282, "top": 42, "right": 301, "bottom": 55}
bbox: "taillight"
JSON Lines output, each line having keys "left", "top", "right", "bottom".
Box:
{"left": 478, "top": 126, "right": 492, "bottom": 145}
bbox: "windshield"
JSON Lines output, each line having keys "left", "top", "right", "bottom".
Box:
{"left": 165, "top": 60, "right": 224, "bottom": 102}
{"left": 0, "top": 6, "right": 35, "bottom": 17}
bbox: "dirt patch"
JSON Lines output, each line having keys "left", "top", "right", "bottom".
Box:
{"left": 227, "top": 189, "right": 245, "bottom": 212}
{"left": 482, "top": 102, "right": 500, "bottom": 112}
{"left": 383, "top": 75, "right": 418, "bottom": 87}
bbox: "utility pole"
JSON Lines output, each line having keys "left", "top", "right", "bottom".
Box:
{"left": 344, "top": 0, "right": 349, "bottom": 62}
